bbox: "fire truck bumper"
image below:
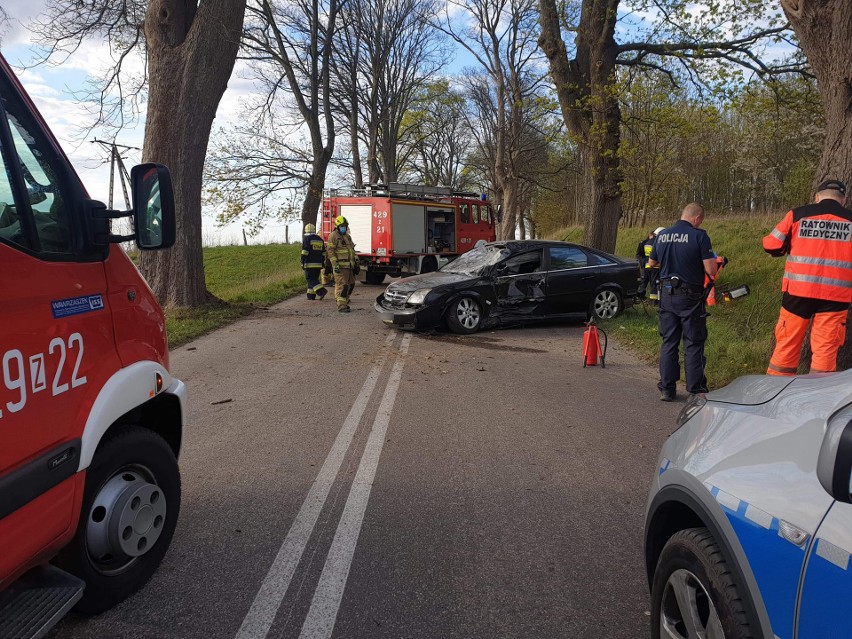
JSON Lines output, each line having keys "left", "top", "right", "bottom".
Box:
{"left": 374, "top": 294, "right": 443, "bottom": 330}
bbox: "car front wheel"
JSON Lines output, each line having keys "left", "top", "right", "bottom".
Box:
{"left": 446, "top": 296, "right": 482, "bottom": 334}
{"left": 651, "top": 527, "right": 753, "bottom": 639}
{"left": 590, "top": 288, "right": 622, "bottom": 320}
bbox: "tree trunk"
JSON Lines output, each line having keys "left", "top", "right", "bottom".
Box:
{"left": 303, "top": 150, "right": 333, "bottom": 226}
{"left": 138, "top": 0, "right": 246, "bottom": 308}
{"left": 782, "top": 0, "right": 852, "bottom": 370}
{"left": 539, "top": 0, "right": 622, "bottom": 253}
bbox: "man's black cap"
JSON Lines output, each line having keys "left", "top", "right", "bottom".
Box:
{"left": 817, "top": 179, "right": 846, "bottom": 195}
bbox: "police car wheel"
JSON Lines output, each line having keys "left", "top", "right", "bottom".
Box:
{"left": 55, "top": 426, "right": 181, "bottom": 614}
{"left": 590, "top": 289, "right": 622, "bottom": 320}
{"left": 446, "top": 296, "right": 481, "bottom": 334}
{"left": 651, "top": 527, "right": 753, "bottom": 639}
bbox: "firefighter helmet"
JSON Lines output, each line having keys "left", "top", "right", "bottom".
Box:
{"left": 304, "top": 223, "right": 316, "bottom": 233}
{"left": 653, "top": 227, "right": 666, "bottom": 236}
{"left": 334, "top": 215, "right": 348, "bottom": 228}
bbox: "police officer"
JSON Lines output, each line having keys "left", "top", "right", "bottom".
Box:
{"left": 301, "top": 223, "right": 327, "bottom": 300}
{"left": 327, "top": 215, "right": 359, "bottom": 312}
{"left": 647, "top": 203, "right": 718, "bottom": 401}
{"left": 763, "top": 179, "right": 852, "bottom": 375}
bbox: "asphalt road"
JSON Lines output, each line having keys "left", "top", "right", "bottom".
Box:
{"left": 51, "top": 281, "right": 683, "bottom": 639}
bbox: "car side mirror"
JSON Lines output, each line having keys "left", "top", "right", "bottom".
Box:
{"left": 131, "top": 163, "right": 176, "bottom": 250}
{"left": 817, "top": 413, "right": 852, "bottom": 503}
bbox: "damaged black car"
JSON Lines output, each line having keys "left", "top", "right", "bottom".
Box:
{"left": 374, "top": 240, "right": 640, "bottom": 334}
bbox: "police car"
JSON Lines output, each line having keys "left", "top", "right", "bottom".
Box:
{"left": 645, "top": 371, "right": 852, "bottom": 638}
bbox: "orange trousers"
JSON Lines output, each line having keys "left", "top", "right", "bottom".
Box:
{"left": 767, "top": 307, "right": 847, "bottom": 375}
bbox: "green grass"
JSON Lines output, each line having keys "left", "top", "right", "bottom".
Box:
{"left": 165, "top": 244, "right": 306, "bottom": 346}
{"left": 554, "top": 215, "right": 785, "bottom": 388}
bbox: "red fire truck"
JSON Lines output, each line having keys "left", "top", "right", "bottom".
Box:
{"left": 321, "top": 183, "right": 497, "bottom": 284}
{"left": 0, "top": 53, "right": 184, "bottom": 636}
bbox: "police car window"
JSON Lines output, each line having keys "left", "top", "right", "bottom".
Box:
{"left": 4, "top": 110, "right": 72, "bottom": 254}
{"left": 548, "top": 246, "right": 588, "bottom": 269}
{"left": 460, "top": 204, "right": 470, "bottom": 224}
{"left": 0, "top": 133, "right": 28, "bottom": 249}
{"left": 501, "top": 250, "right": 542, "bottom": 275}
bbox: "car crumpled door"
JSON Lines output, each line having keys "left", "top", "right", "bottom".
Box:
{"left": 493, "top": 250, "right": 546, "bottom": 317}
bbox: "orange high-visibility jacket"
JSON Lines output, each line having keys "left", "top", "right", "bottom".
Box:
{"left": 763, "top": 200, "right": 852, "bottom": 303}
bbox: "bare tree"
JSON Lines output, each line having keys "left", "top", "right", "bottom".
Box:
{"left": 227, "top": 0, "right": 342, "bottom": 227}
{"left": 438, "top": 0, "right": 545, "bottom": 240}
{"left": 32, "top": 0, "right": 247, "bottom": 307}
{"left": 332, "top": 0, "right": 445, "bottom": 186}
{"left": 538, "top": 0, "right": 803, "bottom": 252}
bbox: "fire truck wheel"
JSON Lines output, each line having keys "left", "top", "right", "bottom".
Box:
{"left": 55, "top": 425, "right": 181, "bottom": 614}
{"left": 420, "top": 257, "right": 438, "bottom": 274}
{"left": 365, "top": 270, "right": 386, "bottom": 285}
{"left": 446, "top": 296, "right": 482, "bottom": 334}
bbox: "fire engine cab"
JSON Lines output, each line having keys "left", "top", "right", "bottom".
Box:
{"left": 321, "top": 183, "right": 497, "bottom": 284}
{"left": 0, "top": 53, "right": 184, "bottom": 637}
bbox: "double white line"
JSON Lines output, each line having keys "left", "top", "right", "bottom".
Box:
{"left": 236, "top": 332, "right": 412, "bottom": 639}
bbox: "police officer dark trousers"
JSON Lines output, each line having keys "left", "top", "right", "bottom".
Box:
{"left": 648, "top": 203, "right": 718, "bottom": 401}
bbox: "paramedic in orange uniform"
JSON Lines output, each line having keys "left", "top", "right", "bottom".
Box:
{"left": 763, "top": 180, "right": 852, "bottom": 375}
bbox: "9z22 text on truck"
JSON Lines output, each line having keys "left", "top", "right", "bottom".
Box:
{"left": 0, "top": 53, "right": 185, "bottom": 638}
{"left": 321, "top": 183, "right": 497, "bottom": 285}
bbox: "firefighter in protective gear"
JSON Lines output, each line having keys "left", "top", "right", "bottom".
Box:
{"left": 636, "top": 227, "right": 665, "bottom": 301}
{"left": 763, "top": 179, "right": 852, "bottom": 375}
{"left": 301, "top": 223, "right": 327, "bottom": 300}
{"left": 328, "top": 215, "right": 359, "bottom": 312}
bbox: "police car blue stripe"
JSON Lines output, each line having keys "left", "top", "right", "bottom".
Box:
{"left": 707, "top": 484, "right": 806, "bottom": 639}
{"left": 797, "top": 539, "right": 852, "bottom": 638}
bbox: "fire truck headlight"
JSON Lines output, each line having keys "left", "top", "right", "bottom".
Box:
{"left": 407, "top": 288, "right": 432, "bottom": 305}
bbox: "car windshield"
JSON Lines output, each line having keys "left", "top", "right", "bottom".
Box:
{"left": 441, "top": 245, "right": 509, "bottom": 276}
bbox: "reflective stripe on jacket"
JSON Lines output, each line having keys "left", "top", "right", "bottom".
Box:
{"left": 763, "top": 200, "right": 852, "bottom": 303}
{"left": 301, "top": 233, "right": 326, "bottom": 268}
{"left": 328, "top": 230, "right": 357, "bottom": 268}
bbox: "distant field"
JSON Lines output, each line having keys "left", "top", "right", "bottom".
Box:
{"left": 166, "top": 244, "right": 305, "bottom": 346}
{"left": 556, "top": 214, "right": 785, "bottom": 389}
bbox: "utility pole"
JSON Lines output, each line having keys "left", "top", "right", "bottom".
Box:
{"left": 91, "top": 139, "right": 140, "bottom": 209}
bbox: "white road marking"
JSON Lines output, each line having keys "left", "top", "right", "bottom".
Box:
{"left": 299, "top": 333, "right": 412, "bottom": 639}
{"left": 235, "top": 331, "right": 397, "bottom": 639}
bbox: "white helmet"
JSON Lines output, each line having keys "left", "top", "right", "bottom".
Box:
{"left": 653, "top": 227, "right": 666, "bottom": 236}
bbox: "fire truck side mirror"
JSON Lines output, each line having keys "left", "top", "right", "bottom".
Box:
{"left": 131, "top": 163, "right": 176, "bottom": 250}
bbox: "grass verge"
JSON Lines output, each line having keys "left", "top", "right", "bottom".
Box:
{"left": 556, "top": 214, "right": 785, "bottom": 389}
{"left": 165, "top": 244, "right": 305, "bottom": 347}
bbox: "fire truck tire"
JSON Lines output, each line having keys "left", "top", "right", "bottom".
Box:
{"left": 420, "top": 257, "right": 438, "bottom": 274}
{"left": 55, "top": 425, "right": 181, "bottom": 614}
{"left": 446, "top": 296, "right": 482, "bottom": 334}
{"left": 365, "top": 270, "right": 386, "bottom": 285}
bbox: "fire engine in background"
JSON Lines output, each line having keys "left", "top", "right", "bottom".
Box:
{"left": 0, "top": 53, "right": 184, "bottom": 637}
{"left": 321, "top": 183, "right": 497, "bottom": 284}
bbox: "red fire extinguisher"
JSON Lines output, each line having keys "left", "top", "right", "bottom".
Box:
{"left": 582, "top": 319, "right": 608, "bottom": 368}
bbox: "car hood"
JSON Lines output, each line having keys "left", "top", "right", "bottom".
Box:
{"left": 386, "top": 271, "right": 477, "bottom": 295}
{"left": 706, "top": 375, "right": 797, "bottom": 405}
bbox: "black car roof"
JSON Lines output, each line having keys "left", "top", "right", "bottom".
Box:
{"left": 483, "top": 239, "right": 622, "bottom": 260}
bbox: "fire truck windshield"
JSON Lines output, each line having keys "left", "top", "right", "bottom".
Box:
{"left": 441, "top": 245, "right": 508, "bottom": 276}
